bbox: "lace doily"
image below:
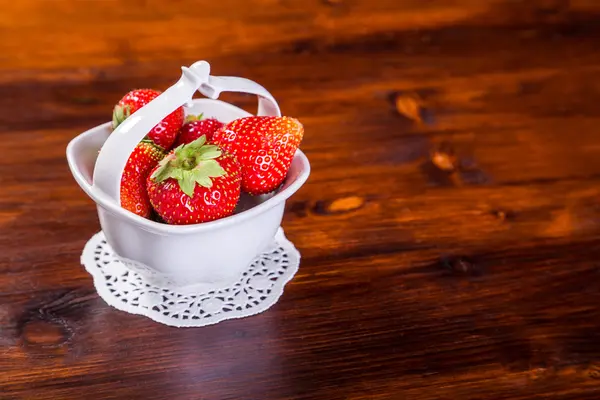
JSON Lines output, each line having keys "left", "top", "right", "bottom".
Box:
{"left": 80, "top": 228, "right": 300, "bottom": 327}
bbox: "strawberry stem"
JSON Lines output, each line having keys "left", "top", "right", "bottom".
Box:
{"left": 182, "top": 159, "right": 195, "bottom": 170}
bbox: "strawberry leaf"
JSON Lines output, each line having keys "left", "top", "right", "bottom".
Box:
{"left": 151, "top": 164, "right": 171, "bottom": 182}
{"left": 184, "top": 113, "right": 204, "bottom": 123}
{"left": 187, "top": 135, "right": 207, "bottom": 149}
{"left": 196, "top": 148, "right": 222, "bottom": 161}
{"left": 179, "top": 170, "right": 196, "bottom": 197}
{"left": 170, "top": 168, "right": 184, "bottom": 181}
{"left": 172, "top": 143, "right": 185, "bottom": 154}
{"left": 196, "top": 160, "right": 226, "bottom": 177}
{"left": 194, "top": 175, "right": 213, "bottom": 188}
{"left": 151, "top": 153, "right": 177, "bottom": 182}
{"left": 151, "top": 167, "right": 169, "bottom": 183}
{"left": 112, "top": 105, "right": 131, "bottom": 129}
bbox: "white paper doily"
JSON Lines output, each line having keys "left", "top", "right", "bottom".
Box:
{"left": 80, "top": 228, "right": 300, "bottom": 327}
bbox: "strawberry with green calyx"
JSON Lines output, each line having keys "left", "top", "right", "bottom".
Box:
{"left": 173, "top": 113, "right": 224, "bottom": 147}
{"left": 211, "top": 116, "right": 304, "bottom": 195}
{"left": 146, "top": 136, "right": 241, "bottom": 225}
{"left": 120, "top": 140, "right": 166, "bottom": 218}
{"left": 112, "top": 88, "right": 184, "bottom": 149}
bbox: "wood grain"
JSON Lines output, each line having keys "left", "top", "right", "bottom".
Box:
{"left": 2, "top": 0, "right": 600, "bottom": 399}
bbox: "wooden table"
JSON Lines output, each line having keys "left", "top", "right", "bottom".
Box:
{"left": 2, "top": 1, "right": 600, "bottom": 399}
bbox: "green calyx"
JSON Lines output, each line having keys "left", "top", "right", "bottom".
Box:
{"left": 112, "top": 104, "right": 131, "bottom": 129}
{"left": 150, "top": 135, "right": 226, "bottom": 197}
{"left": 184, "top": 113, "right": 204, "bottom": 123}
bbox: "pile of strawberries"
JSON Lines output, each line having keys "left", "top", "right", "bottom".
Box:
{"left": 112, "top": 88, "right": 304, "bottom": 225}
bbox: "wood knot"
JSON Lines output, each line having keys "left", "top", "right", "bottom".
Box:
{"left": 21, "top": 316, "right": 72, "bottom": 348}
{"left": 420, "top": 141, "right": 462, "bottom": 187}
{"left": 491, "top": 209, "right": 516, "bottom": 221}
{"left": 430, "top": 142, "right": 457, "bottom": 172}
{"left": 421, "top": 141, "right": 490, "bottom": 186}
{"left": 587, "top": 363, "right": 600, "bottom": 380}
{"left": 286, "top": 200, "right": 309, "bottom": 218}
{"left": 393, "top": 92, "right": 425, "bottom": 123}
{"left": 441, "top": 256, "right": 480, "bottom": 276}
{"left": 313, "top": 196, "right": 365, "bottom": 215}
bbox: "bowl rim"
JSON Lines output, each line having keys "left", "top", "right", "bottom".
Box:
{"left": 66, "top": 99, "right": 310, "bottom": 236}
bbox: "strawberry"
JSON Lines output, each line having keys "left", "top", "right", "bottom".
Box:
{"left": 211, "top": 116, "right": 304, "bottom": 195}
{"left": 120, "top": 141, "right": 166, "bottom": 218}
{"left": 112, "top": 89, "right": 184, "bottom": 149}
{"left": 146, "top": 136, "right": 241, "bottom": 225}
{"left": 174, "top": 114, "right": 224, "bottom": 147}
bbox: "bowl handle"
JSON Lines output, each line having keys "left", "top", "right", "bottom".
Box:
{"left": 92, "top": 60, "right": 281, "bottom": 209}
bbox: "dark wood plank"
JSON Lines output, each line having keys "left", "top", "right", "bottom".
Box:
{"left": 2, "top": 0, "right": 600, "bottom": 399}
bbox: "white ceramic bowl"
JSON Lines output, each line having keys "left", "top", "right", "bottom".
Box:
{"left": 66, "top": 61, "right": 310, "bottom": 287}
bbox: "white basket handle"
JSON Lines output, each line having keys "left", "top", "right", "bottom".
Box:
{"left": 92, "top": 60, "right": 281, "bottom": 208}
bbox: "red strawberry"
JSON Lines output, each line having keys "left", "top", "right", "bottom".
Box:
{"left": 120, "top": 141, "right": 166, "bottom": 218}
{"left": 112, "top": 89, "right": 184, "bottom": 149}
{"left": 174, "top": 114, "right": 224, "bottom": 147}
{"left": 211, "top": 116, "right": 304, "bottom": 195}
{"left": 146, "top": 136, "right": 241, "bottom": 225}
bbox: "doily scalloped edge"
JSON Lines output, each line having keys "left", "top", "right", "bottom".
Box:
{"left": 80, "top": 227, "right": 300, "bottom": 328}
